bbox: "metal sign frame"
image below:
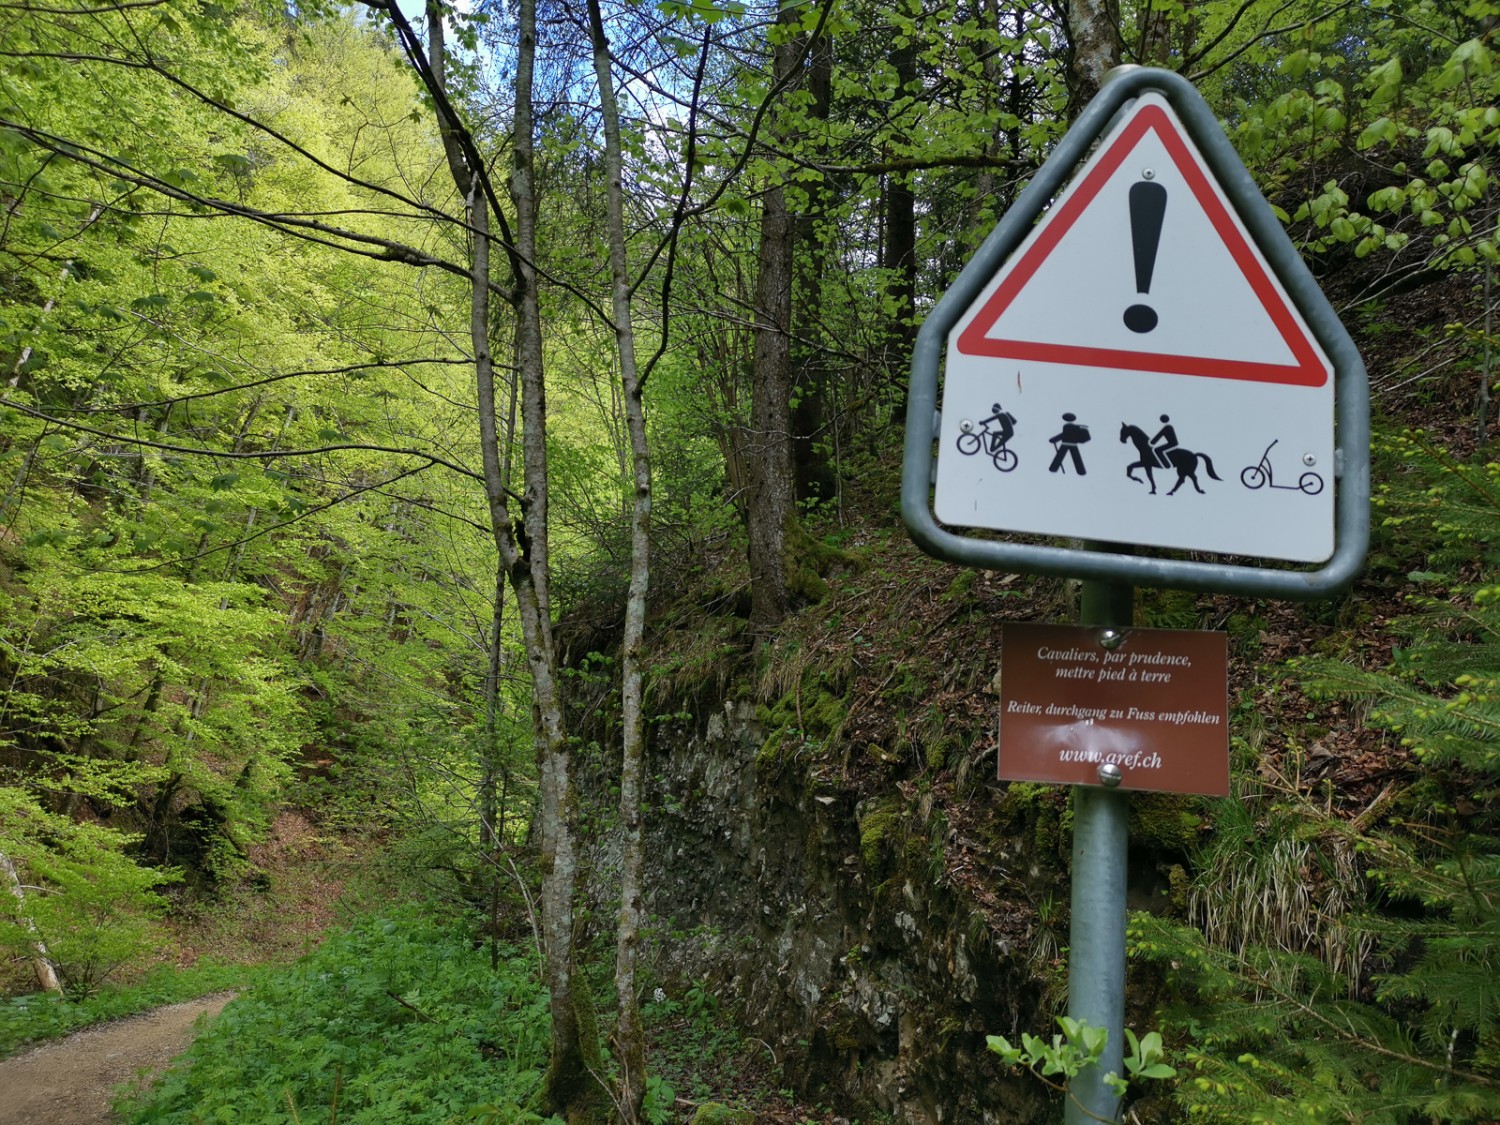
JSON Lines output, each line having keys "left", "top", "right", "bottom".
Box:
{"left": 901, "top": 67, "right": 1368, "bottom": 600}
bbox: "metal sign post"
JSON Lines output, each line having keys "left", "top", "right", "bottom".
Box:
{"left": 899, "top": 67, "right": 1370, "bottom": 1124}
{"left": 1066, "top": 574, "right": 1133, "bottom": 1125}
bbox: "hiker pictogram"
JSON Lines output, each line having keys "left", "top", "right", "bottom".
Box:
{"left": 956, "top": 404, "right": 1019, "bottom": 472}
{"left": 1240, "top": 440, "right": 1324, "bottom": 495}
{"left": 1048, "top": 413, "right": 1091, "bottom": 475}
{"left": 1120, "top": 420, "right": 1221, "bottom": 495}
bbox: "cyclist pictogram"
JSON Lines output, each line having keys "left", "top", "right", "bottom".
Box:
{"left": 956, "top": 405, "right": 1019, "bottom": 472}
{"left": 1240, "top": 439, "right": 1323, "bottom": 495}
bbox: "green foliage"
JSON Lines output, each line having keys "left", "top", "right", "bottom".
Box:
{"left": 122, "top": 906, "right": 559, "bottom": 1124}
{"left": 1217, "top": 1, "right": 1499, "bottom": 272}
{"left": 0, "top": 790, "right": 174, "bottom": 999}
{"left": 0, "top": 961, "right": 254, "bottom": 1057}
{"left": 1134, "top": 437, "right": 1500, "bottom": 1123}
{"left": 986, "top": 1017, "right": 1176, "bottom": 1110}
{"left": 642, "top": 1074, "right": 679, "bottom": 1125}
{"left": 640, "top": 979, "right": 748, "bottom": 1108}
{"left": 0, "top": 0, "right": 533, "bottom": 929}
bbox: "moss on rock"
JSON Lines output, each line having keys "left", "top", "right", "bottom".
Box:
{"left": 859, "top": 796, "right": 904, "bottom": 869}
{"left": 1130, "top": 794, "right": 1204, "bottom": 853}
{"left": 690, "top": 1105, "right": 755, "bottom": 1125}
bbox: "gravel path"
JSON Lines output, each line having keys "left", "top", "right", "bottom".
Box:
{"left": 0, "top": 992, "right": 234, "bottom": 1124}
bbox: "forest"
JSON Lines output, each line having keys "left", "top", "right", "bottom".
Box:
{"left": 0, "top": 0, "right": 1497, "bottom": 1120}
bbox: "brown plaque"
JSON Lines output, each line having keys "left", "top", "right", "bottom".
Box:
{"left": 998, "top": 622, "right": 1228, "bottom": 795}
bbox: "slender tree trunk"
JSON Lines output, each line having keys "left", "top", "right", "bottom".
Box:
{"left": 972, "top": 0, "right": 1004, "bottom": 230}
{"left": 585, "top": 2, "right": 653, "bottom": 1116}
{"left": 508, "top": 1, "right": 598, "bottom": 1114}
{"left": 1067, "top": 0, "right": 1122, "bottom": 115}
{"left": 791, "top": 32, "right": 835, "bottom": 503}
{"left": 747, "top": 180, "right": 794, "bottom": 632}
{"left": 1, "top": 852, "right": 62, "bottom": 995}
{"left": 746, "top": 7, "right": 804, "bottom": 633}
{"left": 415, "top": 0, "right": 594, "bottom": 1114}
{"left": 482, "top": 560, "right": 505, "bottom": 963}
{"left": 888, "top": 40, "right": 917, "bottom": 353}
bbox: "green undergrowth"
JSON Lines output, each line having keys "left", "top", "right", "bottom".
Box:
{"left": 0, "top": 960, "right": 255, "bottom": 1058}
{"left": 121, "top": 904, "right": 559, "bottom": 1124}
{"left": 640, "top": 984, "right": 763, "bottom": 1119}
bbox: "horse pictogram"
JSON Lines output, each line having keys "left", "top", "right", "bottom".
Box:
{"left": 1120, "top": 421, "right": 1221, "bottom": 495}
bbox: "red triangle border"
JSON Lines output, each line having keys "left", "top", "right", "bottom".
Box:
{"left": 955, "top": 104, "right": 1329, "bottom": 388}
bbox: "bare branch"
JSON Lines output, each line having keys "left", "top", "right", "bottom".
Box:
{"left": 362, "top": 0, "right": 522, "bottom": 296}
{"left": 636, "top": 24, "right": 712, "bottom": 392}
{"left": 0, "top": 395, "right": 494, "bottom": 486}
{"left": 0, "top": 0, "right": 168, "bottom": 10}
{"left": 67, "top": 358, "right": 474, "bottom": 414}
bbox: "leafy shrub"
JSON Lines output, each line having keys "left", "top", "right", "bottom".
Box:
{"left": 0, "top": 788, "right": 173, "bottom": 999}
{"left": 122, "top": 905, "right": 559, "bottom": 1124}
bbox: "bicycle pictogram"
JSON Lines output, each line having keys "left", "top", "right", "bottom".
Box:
{"left": 957, "top": 416, "right": 1018, "bottom": 472}
{"left": 1240, "top": 439, "right": 1323, "bottom": 495}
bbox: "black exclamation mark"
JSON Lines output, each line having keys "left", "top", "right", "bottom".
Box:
{"left": 1124, "top": 179, "right": 1167, "bottom": 334}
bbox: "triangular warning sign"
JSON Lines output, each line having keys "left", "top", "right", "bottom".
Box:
{"left": 955, "top": 94, "right": 1329, "bottom": 387}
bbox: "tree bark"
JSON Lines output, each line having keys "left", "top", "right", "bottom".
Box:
{"left": 747, "top": 178, "right": 795, "bottom": 632}
{"left": 746, "top": 6, "right": 804, "bottom": 633}
{"left": 416, "top": 0, "right": 594, "bottom": 1115}
{"left": 506, "top": 0, "right": 599, "bottom": 1114}
{"left": 585, "top": 2, "right": 654, "bottom": 1117}
{"left": 885, "top": 38, "right": 918, "bottom": 367}
{"left": 1066, "top": 0, "right": 1122, "bottom": 116}
{"left": 1, "top": 851, "right": 62, "bottom": 995}
{"left": 791, "top": 31, "right": 835, "bottom": 503}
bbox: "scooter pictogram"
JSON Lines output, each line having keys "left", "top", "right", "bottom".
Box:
{"left": 1240, "top": 439, "right": 1323, "bottom": 495}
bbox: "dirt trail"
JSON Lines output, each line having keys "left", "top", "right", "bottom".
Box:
{"left": 0, "top": 992, "right": 234, "bottom": 1125}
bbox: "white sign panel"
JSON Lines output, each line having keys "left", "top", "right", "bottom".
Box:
{"left": 934, "top": 93, "right": 1334, "bottom": 563}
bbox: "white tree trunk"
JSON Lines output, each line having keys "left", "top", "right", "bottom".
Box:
{"left": 2, "top": 851, "right": 62, "bottom": 995}
{"left": 585, "top": 2, "right": 653, "bottom": 1116}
